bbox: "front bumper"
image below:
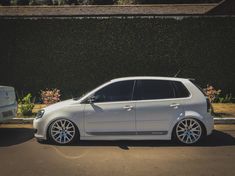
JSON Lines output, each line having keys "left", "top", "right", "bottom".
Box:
{"left": 33, "top": 118, "right": 47, "bottom": 140}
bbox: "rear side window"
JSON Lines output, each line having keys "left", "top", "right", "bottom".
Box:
{"left": 94, "top": 80, "right": 134, "bottom": 102}
{"left": 133, "top": 80, "right": 175, "bottom": 100}
{"left": 172, "top": 81, "right": 190, "bottom": 98}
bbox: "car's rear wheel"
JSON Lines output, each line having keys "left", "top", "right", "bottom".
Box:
{"left": 49, "top": 119, "right": 78, "bottom": 145}
{"left": 174, "top": 118, "right": 203, "bottom": 145}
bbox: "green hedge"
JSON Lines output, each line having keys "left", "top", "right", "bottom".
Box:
{"left": 0, "top": 17, "right": 234, "bottom": 100}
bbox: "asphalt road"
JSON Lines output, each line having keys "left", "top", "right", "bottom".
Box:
{"left": 0, "top": 124, "right": 234, "bottom": 176}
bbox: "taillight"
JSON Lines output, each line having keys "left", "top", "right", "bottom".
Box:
{"left": 206, "top": 98, "right": 213, "bottom": 113}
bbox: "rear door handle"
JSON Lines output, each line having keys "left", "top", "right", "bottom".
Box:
{"left": 170, "top": 103, "right": 180, "bottom": 107}
{"left": 123, "top": 105, "right": 134, "bottom": 111}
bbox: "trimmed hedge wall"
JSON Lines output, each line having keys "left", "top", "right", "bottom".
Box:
{"left": 0, "top": 17, "right": 235, "bottom": 100}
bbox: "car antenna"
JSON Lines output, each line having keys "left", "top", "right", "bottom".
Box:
{"left": 174, "top": 69, "right": 181, "bottom": 77}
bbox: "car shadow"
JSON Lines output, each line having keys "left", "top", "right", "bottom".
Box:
{"left": 70, "top": 130, "right": 235, "bottom": 150}
{"left": 0, "top": 128, "right": 34, "bottom": 147}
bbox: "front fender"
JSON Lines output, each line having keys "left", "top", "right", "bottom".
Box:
{"left": 42, "top": 107, "right": 85, "bottom": 139}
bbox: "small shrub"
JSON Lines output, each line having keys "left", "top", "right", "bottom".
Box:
{"left": 51, "top": 0, "right": 65, "bottom": 5}
{"left": 18, "top": 93, "right": 35, "bottom": 116}
{"left": 203, "top": 84, "right": 221, "bottom": 103}
{"left": 10, "top": 0, "right": 17, "bottom": 5}
{"left": 218, "top": 93, "right": 232, "bottom": 103}
{"left": 29, "top": 0, "right": 52, "bottom": 5}
{"left": 77, "top": 0, "right": 94, "bottom": 4}
{"left": 116, "top": 0, "right": 142, "bottom": 4}
{"left": 40, "top": 88, "right": 61, "bottom": 106}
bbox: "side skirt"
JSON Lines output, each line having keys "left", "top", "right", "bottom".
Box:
{"left": 86, "top": 131, "right": 168, "bottom": 136}
{"left": 81, "top": 131, "right": 170, "bottom": 140}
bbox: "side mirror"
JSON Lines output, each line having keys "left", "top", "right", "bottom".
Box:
{"left": 87, "top": 95, "right": 96, "bottom": 104}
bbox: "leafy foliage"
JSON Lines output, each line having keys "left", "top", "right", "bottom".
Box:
{"left": 40, "top": 88, "right": 61, "bottom": 105}
{"left": 18, "top": 93, "right": 35, "bottom": 116}
{"left": 203, "top": 85, "right": 221, "bottom": 103}
{"left": 203, "top": 85, "right": 233, "bottom": 103}
{"left": 218, "top": 93, "right": 232, "bottom": 103}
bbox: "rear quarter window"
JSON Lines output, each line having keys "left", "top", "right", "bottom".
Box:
{"left": 172, "top": 81, "right": 191, "bottom": 98}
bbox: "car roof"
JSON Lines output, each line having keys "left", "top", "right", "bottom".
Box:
{"left": 110, "top": 76, "right": 189, "bottom": 82}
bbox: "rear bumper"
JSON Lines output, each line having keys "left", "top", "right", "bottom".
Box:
{"left": 203, "top": 113, "right": 214, "bottom": 135}
{"left": 0, "top": 103, "right": 17, "bottom": 122}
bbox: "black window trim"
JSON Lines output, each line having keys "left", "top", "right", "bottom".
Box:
{"left": 82, "top": 79, "right": 192, "bottom": 104}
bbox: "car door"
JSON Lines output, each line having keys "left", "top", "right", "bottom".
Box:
{"left": 134, "top": 80, "right": 183, "bottom": 135}
{"left": 84, "top": 80, "right": 136, "bottom": 136}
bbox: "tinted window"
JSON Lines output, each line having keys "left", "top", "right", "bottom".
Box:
{"left": 133, "top": 80, "right": 175, "bottom": 100}
{"left": 93, "top": 80, "right": 134, "bottom": 102}
{"left": 172, "top": 81, "right": 190, "bottom": 98}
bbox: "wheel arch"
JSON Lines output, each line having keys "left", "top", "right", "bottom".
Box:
{"left": 46, "top": 117, "right": 81, "bottom": 140}
{"left": 169, "top": 111, "right": 207, "bottom": 140}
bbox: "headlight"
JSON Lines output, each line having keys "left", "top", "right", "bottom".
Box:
{"left": 36, "top": 109, "right": 45, "bottom": 119}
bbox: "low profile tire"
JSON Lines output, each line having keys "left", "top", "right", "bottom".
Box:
{"left": 173, "top": 118, "right": 204, "bottom": 145}
{"left": 49, "top": 119, "right": 78, "bottom": 145}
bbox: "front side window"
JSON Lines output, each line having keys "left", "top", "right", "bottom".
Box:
{"left": 133, "top": 80, "right": 175, "bottom": 100}
{"left": 93, "top": 80, "right": 134, "bottom": 103}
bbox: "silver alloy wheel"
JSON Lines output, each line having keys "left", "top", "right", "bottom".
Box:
{"left": 176, "top": 118, "right": 202, "bottom": 144}
{"left": 50, "top": 119, "right": 76, "bottom": 144}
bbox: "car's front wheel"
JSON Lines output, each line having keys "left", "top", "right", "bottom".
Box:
{"left": 174, "top": 118, "right": 204, "bottom": 145}
{"left": 49, "top": 119, "right": 78, "bottom": 145}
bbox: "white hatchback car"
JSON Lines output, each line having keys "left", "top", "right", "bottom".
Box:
{"left": 33, "top": 77, "right": 214, "bottom": 145}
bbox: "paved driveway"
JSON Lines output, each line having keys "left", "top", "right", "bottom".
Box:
{"left": 0, "top": 124, "right": 234, "bottom": 176}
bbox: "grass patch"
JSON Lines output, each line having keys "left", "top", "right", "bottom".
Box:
{"left": 212, "top": 103, "right": 235, "bottom": 117}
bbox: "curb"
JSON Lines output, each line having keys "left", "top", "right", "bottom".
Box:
{"left": 4, "top": 117, "right": 235, "bottom": 125}
{"left": 4, "top": 118, "right": 35, "bottom": 124}
{"left": 214, "top": 118, "right": 235, "bottom": 124}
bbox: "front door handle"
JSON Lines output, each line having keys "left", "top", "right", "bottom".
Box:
{"left": 170, "top": 103, "right": 180, "bottom": 108}
{"left": 123, "top": 105, "right": 134, "bottom": 111}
